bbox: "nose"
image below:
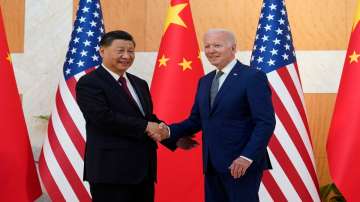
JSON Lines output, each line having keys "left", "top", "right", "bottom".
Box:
{"left": 206, "top": 45, "right": 216, "bottom": 54}
{"left": 121, "top": 51, "right": 132, "bottom": 59}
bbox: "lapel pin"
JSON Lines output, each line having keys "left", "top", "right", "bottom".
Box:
{"left": 233, "top": 73, "right": 238, "bottom": 76}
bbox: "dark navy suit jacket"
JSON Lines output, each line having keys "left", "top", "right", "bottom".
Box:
{"left": 169, "top": 61, "right": 276, "bottom": 174}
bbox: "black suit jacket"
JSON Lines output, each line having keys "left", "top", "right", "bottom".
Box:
{"left": 76, "top": 66, "right": 174, "bottom": 184}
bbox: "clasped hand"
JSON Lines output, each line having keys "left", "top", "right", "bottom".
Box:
{"left": 146, "top": 122, "right": 199, "bottom": 150}
{"left": 146, "top": 122, "right": 169, "bottom": 142}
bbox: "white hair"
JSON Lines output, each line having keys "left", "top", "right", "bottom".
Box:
{"left": 204, "top": 28, "right": 237, "bottom": 46}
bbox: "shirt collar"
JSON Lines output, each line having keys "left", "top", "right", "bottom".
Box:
{"left": 102, "top": 63, "right": 128, "bottom": 81}
{"left": 216, "top": 58, "right": 237, "bottom": 75}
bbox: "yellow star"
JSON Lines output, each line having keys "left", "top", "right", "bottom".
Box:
{"left": 6, "top": 53, "right": 11, "bottom": 63}
{"left": 353, "top": 3, "right": 360, "bottom": 30}
{"left": 163, "top": 3, "right": 188, "bottom": 32}
{"left": 178, "top": 58, "right": 192, "bottom": 71}
{"left": 158, "top": 54, "right": 170, "bottom": 67}
{"left": 349, "top": 50, "right": 360, "bottom": 64}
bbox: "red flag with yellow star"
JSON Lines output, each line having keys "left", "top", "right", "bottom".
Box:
{"left": 327, "top": 1, "right": 360, "bottom": 200}
{"left": 0, "top": 7, "right": 42, "bottom": 201}
{"left": 150, "top": 0, "right": 204, "bottom": 201}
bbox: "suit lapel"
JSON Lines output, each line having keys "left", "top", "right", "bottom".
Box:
{"left": 97, "top": 66, "right": 144, "bottom": 116}
{"left": 204, "top": 71, "right": 216, "bottom": 117}
{"left": 210, "top": 61, "right": 242, "bottom": 115}
{"left": 127, "top": 73, "right": 149, "bottom": 116}
{"left": 97, "top": 66, "right": 124, "bottom": 95}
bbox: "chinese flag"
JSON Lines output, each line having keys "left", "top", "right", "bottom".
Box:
{"left": 150, "top": 0, "right": 204, "bottom": 201}
{"left": 0, "top": 7, "right": 42, "bottom": 201}
{"left": 327, "top": 1, "right": 360, "bottom": 201}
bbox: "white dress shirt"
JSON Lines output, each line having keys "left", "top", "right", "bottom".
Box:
{"left": 216, "top": 58, "right": 237, "bottom": 91}
{"left": 102, "top": 64, "right": 145, "bottom": 116}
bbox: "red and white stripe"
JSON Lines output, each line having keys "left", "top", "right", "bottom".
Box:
{"left": 259, "top": 63, "right": 320, "bottom": 202}
{"left": 38, "top": 68, "right": 96, "bottom": 201}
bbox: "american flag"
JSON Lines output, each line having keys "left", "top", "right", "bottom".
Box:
{"left": 250, "top": 0, "right": 320, "bottom": 201}
{"left": 38, "top": 0, "right": 104, "bottom": 201}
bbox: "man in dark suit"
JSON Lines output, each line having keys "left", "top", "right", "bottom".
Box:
{"left": 76, "top": 30, "right": 172, "bottom": 202}
{"left": 152, "top": 29, "right": 276, "bottom": 202}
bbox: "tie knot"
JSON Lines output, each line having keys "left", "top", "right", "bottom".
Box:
{"left": 215, "top": 71, "right": 224, "bottom": 79}
{"left": 118, "top": 76, "right": 126, "bottom": 85}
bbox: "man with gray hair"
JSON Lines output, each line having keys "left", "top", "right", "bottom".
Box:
{"left": 150, "top": 29, "right": 276, "bottom": 202}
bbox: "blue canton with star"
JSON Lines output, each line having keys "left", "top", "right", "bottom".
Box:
{"left": 63, "top": 0, "right": 105, "bottom": 80}
{"left": 250, "top": 0, "right": 296, "bottom": 73}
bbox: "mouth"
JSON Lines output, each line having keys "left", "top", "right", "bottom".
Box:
{"left": 118, "top": 60, "right": 132, "bottom": 66}
{"left": 209, "top": 56, "right": 219, "bottom": 60}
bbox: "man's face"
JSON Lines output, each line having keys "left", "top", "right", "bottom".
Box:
{"left": 100, "top": 39, "right": 135, "bottom": 74}
{"left": 203, "top": 32, "right": 235, "bottom": 69}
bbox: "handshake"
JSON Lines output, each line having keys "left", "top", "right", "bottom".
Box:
{"left": 145, "top": 122, "right": 169, "bottom": 142}
{"left": 145, "top": 121, "right": 199, "bottom": 150}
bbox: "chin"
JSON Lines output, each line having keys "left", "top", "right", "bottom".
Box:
{"left": 116, "top": 66, "right": 130, "bottom": 71}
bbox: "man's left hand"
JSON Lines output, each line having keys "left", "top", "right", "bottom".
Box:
{"left": 176, "top": 136, "right": 199, "bottom": 150}
{"left": 228, "top": 156, "right": 252, "bottom": 179}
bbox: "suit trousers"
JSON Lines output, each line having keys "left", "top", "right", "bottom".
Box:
{"left": 205, "top": 160, "right": 263, "bottom": 202}
{"left": 89, "top": 178, "right": 154, "bottom": 202}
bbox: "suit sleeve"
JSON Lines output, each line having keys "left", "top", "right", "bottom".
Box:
{"left": 142, "top": 80, "right": 177, "bottom": 150}
{"left": 76, "top": 76, "right": 148, "bottom": 140}
{"left": 166, "top": 80, "right": 203, "bottom": 143}
{"left": 240, "top": 71, "right": 276, "bottom": 163}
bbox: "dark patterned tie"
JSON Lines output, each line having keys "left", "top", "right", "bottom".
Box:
{"left": 210, "top": 70, "right": 224, "bottom": 108}
{"left": 118, "top": 76, "right": 137, "bottom": 105}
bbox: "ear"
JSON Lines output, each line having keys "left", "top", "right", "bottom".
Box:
{"left": 231, "top": 44, "right": 237, "bottom": 53}
{"left": 99, "top": 47, "right": 105, "bottom": 58}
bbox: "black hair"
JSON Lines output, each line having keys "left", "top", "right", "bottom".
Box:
{"left": 99, "top": 30, "right": 136, "bottom": 47}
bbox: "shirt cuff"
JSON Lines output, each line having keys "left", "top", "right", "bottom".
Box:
{"left": 165, "top": 124, "right": 171, "bottom": 138}
{"left": 240, "top": 156, "right": 253, "bottom": 163}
